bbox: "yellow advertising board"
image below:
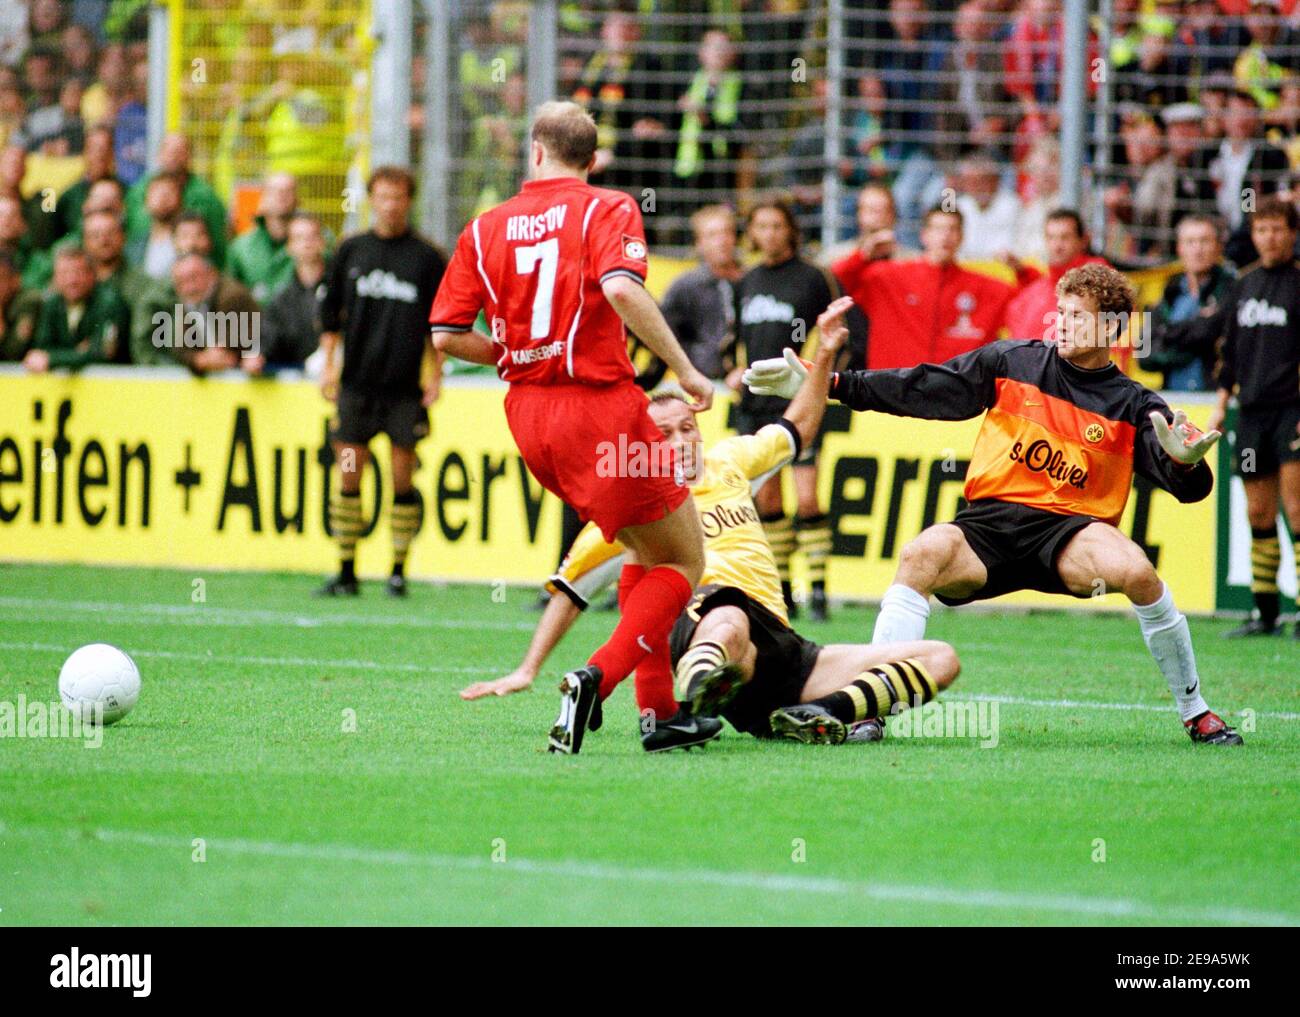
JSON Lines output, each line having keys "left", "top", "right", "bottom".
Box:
{"left": 0, "top": 370, "right": 1218, "bottom": 612}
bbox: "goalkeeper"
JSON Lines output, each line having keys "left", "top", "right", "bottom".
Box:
{"left": 462, "top": 297, "right": 962, "bottom": 749}
{"left": 745, "top": 264, "right": 1242, "bottom": 746}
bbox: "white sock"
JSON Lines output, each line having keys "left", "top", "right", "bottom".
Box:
{"left": 1133, "top": 583, "right": 1209, "bottom": 722}
{"left": 873, "top": 583, "right": 931, "bottom": 643}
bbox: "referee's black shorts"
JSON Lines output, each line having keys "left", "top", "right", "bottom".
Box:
{"left": 1231, "top": 403, "right": 1300, "bottom": 477}
{"left": 935, "top": 499, "right": 1097, "bottom": 607}
{"left": 669, "top": 584, "right": 823, "bottom": 737}
{"left": 332, "top": 388, "right": 430, "bottom": 449}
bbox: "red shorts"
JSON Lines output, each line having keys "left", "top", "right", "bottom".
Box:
{"left": 505, "top": 381, "right": 689, "bottom": 542}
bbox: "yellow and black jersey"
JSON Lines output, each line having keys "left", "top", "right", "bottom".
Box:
{"left": 547, "top": 421, "right": 800, "bottom": 623}
{"left": 829, "top": 339, "right": 1213, "bottom": 524}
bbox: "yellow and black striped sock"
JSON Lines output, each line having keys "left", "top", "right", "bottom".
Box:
{"left": 330, "top": 490, "right": 363, "bottom": 581}
{"left": 761, "top": 512, "right": 795, "bottom": 600}
{"left": 1251, "top": 525, "right": 1281, "bottom": 624}
{"left": 390, "top": 489, "right": 423, "bottom": 577}
{"left": 808, "top": 658, "right": 939, "bottom": 723}
{"left": 674, "top": 640, "right": 728, "bottom": 703}
{"left": 796, "top": 512, "right": 832, "bottom": 595}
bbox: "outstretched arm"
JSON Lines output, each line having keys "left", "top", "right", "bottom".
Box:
{"left": 827, "top": 342, "right": 1003, "bottom": 420}
{"left": 459, "top": 594, "right": 582, "bottom": 699}
{"left": 782, "top": 295, "right": 853, "bottom": 449}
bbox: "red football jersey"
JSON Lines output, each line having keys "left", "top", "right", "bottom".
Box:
{"left": 430, "top": 176, "right": 649, "bottom": 385}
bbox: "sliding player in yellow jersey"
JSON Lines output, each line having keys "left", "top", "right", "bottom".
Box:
{"left": 462, "top": 297, "right": 962, "bottom": 748}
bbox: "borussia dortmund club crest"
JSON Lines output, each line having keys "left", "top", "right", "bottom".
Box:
{"left": 1084, "top": 422, "right": 1104, "bottom": 444}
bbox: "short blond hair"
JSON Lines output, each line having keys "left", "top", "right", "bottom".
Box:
{"left": 1056, "top": 263, "right": 1135, "bottom": 318}
{"left": 531, "top": 101, "right": 598, "bottom": 170}
{"left": 689, "top": 204, "right": 736, "bottom": 237}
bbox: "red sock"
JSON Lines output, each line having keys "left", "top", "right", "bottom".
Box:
{"left": 616, "top": 563, "right": 646, "bottom": 610}
{"left": 616, "top": 563, "right": 677, "bottom": 719}
{"left": 633, "top": 641, "right": 678, "bottom": 723}
{"left": 589, "top": 566, "right": 693, "bottom": 699}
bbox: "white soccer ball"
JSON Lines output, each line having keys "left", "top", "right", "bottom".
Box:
{"left": 58, "top": 643, "right": 141, "bottom": 726}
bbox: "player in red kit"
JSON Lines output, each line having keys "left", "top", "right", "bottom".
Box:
{"left": 431, "top": 101, "right": 719, "bottom": 755}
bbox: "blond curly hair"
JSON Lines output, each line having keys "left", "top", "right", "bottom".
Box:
{"left": 1055, "top": 263, "right": 1136, "bottom": 318}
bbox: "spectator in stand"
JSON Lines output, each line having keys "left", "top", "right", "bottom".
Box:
{"left": 0, "top": 2, "right": 29, "bottom": 67}
{"left": 872, "top": 0, "right": 947, "bottom": 249}
{"left": 0, "top": 250, "right": 41, "bottom": 361}
{"left": 132, "top": 169, "right": 183, "bottom": 279}
{"left": 17, "top": 75, "right": 84, "bottom": 155}
{"left": 1101, "top": 113, "right": 1176, "bottom": 265}
{"left": 166, "top": 252, "right": 259, "bottom": 375}
{"left": 1199, "top": 74, "right": 1236, "bottom": 142}
{"left": 0, "top": 71, "right": 23, "bottom": 147}
{"left": 1234, "top": 0, "right": 1299, "bottom": 112}
{"left": 652, "top": 204, "right": 743, "bottom": 384}
{"left": 1012, "top": 136, "right": 1063, "bottom": 264}
{"left": 24, "top": 245, "right": 127, "bottom": 372}
{"left": 571, "top": 12, "right": 665, "bottom": 200}
{"left": 1177, "top": 0, "right": 1248, "bottom": 79}
{"left": 125, "top": 132, "right": 228, "bottom": 268}
{"left": 0, "top": 144, "right": 56, "bottom": 249}
{"left": 1265, "top": 76, "right": 1300, "bottom": 168}
{"left": 820, "top": 181, "right": 918, "bottom": 267}
{"left": 0, "top": 193, "right": 50, "bottom": 289}
{"left": 833, "top": 204, "right": 1016, "bottom": 370}
{"left": 19, "top": 44, "right": 59, "bottom": 111}
{"left": 1004, "top": 208, "right": 1107, "bottom": 342}
{"left": 258, "top": 212, "right": 328, "bottom": 372}
{"left": 671, "top": 29, "right": 751, "bottom": 231}
{"left": 1003, "top": 0, "right": 1064, "bottom": 130}
{"left": 82, "top": 207, "right": 154, "bottom": 363}
{"left": 227, "top": 171, "right": 298, "bottom": 304}
{"left": 80, "top": 42, "right": 128, "bottom": 129}
{"left": 1164, "top": 103, "right": 1218, "bottom": 229}
{"left": 462, "top": 71, "right": 529, "bottom": 215}
{"left": 1211, "top": 89, "right": 1291, "bottom": 264}
{"left": 782, "top": 76, "right": 858, "bottom": 241}
{"left": 111, "top": 50, "right": 147, "bottom": 184}
{"left": 27, "top": 0, "right": 66, "bottom": 49}
{"left": 935, "top": 1, "right": 1014, "bottom": 163}
{"left": 954, "top": 152, "right": 1022, "bottom": 262}
{"left": 1137, "top": 214, "right": 1233, "bottom": 392}
{"left": 845, "top": 73, "right": 890, "bottom": 186}
{"left": 60, "top": 23, "right": 97, "bottom": 87}
{"left": 53, "top": 123, "right": 117, "bottom": 241}
{"left": 1113, "top": 15, "right": 1188, "bottom": 110}
{"left": 173, "top": 211, "right": 214, "bottom": 257}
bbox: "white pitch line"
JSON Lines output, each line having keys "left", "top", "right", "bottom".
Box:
{"left": 963, "top": 692, "right": 1300, "bottom": 722}
{"left": 1, "top": 638, "right": 1296, "bottom": 719}
{"left": 0, "top": 640, "right": 498, "bottom": 677}
{"left": 0, "top": 596, "right": 537, "bottom": 632}
{"left": 5, "top": 825, "right": 1294, "bottom": 926}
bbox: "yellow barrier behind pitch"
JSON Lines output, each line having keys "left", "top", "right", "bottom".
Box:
{"left": 0, "top": 370, "right": 1217, "bottom": 611}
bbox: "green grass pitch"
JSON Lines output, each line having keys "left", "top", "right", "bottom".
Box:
{"left": 0, "top": 561, "right": 1296, "bottom": 926}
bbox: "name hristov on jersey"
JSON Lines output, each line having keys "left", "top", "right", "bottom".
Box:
{"left": 506, "top": 205, "right": 569, "bottom": 241}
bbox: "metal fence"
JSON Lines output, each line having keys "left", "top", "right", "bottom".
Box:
{"left": 413, "top": 0, "right": 1300, "bottom": 268}
{"left": 159, "top": 0, "right": 373, "bottom": 236}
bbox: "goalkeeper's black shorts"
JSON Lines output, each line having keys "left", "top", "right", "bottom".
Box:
{"left": 669, "top": 584, "right": 822, "bottom": 738}
{"left": 936, "top": 499, "right": 1096, "bottom": 607}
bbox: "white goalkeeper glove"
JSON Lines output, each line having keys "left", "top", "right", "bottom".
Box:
{"left": 1149, "top": 409, "right": 1220, "bottom": 465}
{"left": 742, "top": 348, "right": 810, "bottom": 400}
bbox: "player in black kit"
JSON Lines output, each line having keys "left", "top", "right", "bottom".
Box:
{"left": 318, "top": 166, "right": 447, "bottom": 597}
{"left": 725, "top": 197, "right": 857, "bottom": 621}
{"left": 1209, "top": 197, "right": 1300, "bottom": 638}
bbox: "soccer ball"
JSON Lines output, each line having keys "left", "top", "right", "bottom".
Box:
{"left": 58, "top": 643, "right": 141, "bottom": 726}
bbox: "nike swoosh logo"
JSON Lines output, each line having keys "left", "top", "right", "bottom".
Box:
{"left": 637, "top": 635, "right": 653, "bottom": 654}
{"left": 674, "top": 718, "right": 700, "bottom": 733}
{"left": 1185, "top": 683, "right": 1198, "bottom": 695}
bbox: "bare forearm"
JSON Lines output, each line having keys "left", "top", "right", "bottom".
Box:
{"left": 517, "top": 594, "right": 582, "bottom": 678}
{"left": 433, "top": 328, "right": 495, "bottom": 366}
{"left": 607, "top": 283, "right": 695, "bottom": 378}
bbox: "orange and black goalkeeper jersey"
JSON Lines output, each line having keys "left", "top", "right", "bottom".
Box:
{"left": 829, "top": 339, "right": 1213, "bottom": 524}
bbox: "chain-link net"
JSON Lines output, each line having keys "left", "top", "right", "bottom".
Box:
{"left": 166, "top": 0, "right": 372, "bottom": 236}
